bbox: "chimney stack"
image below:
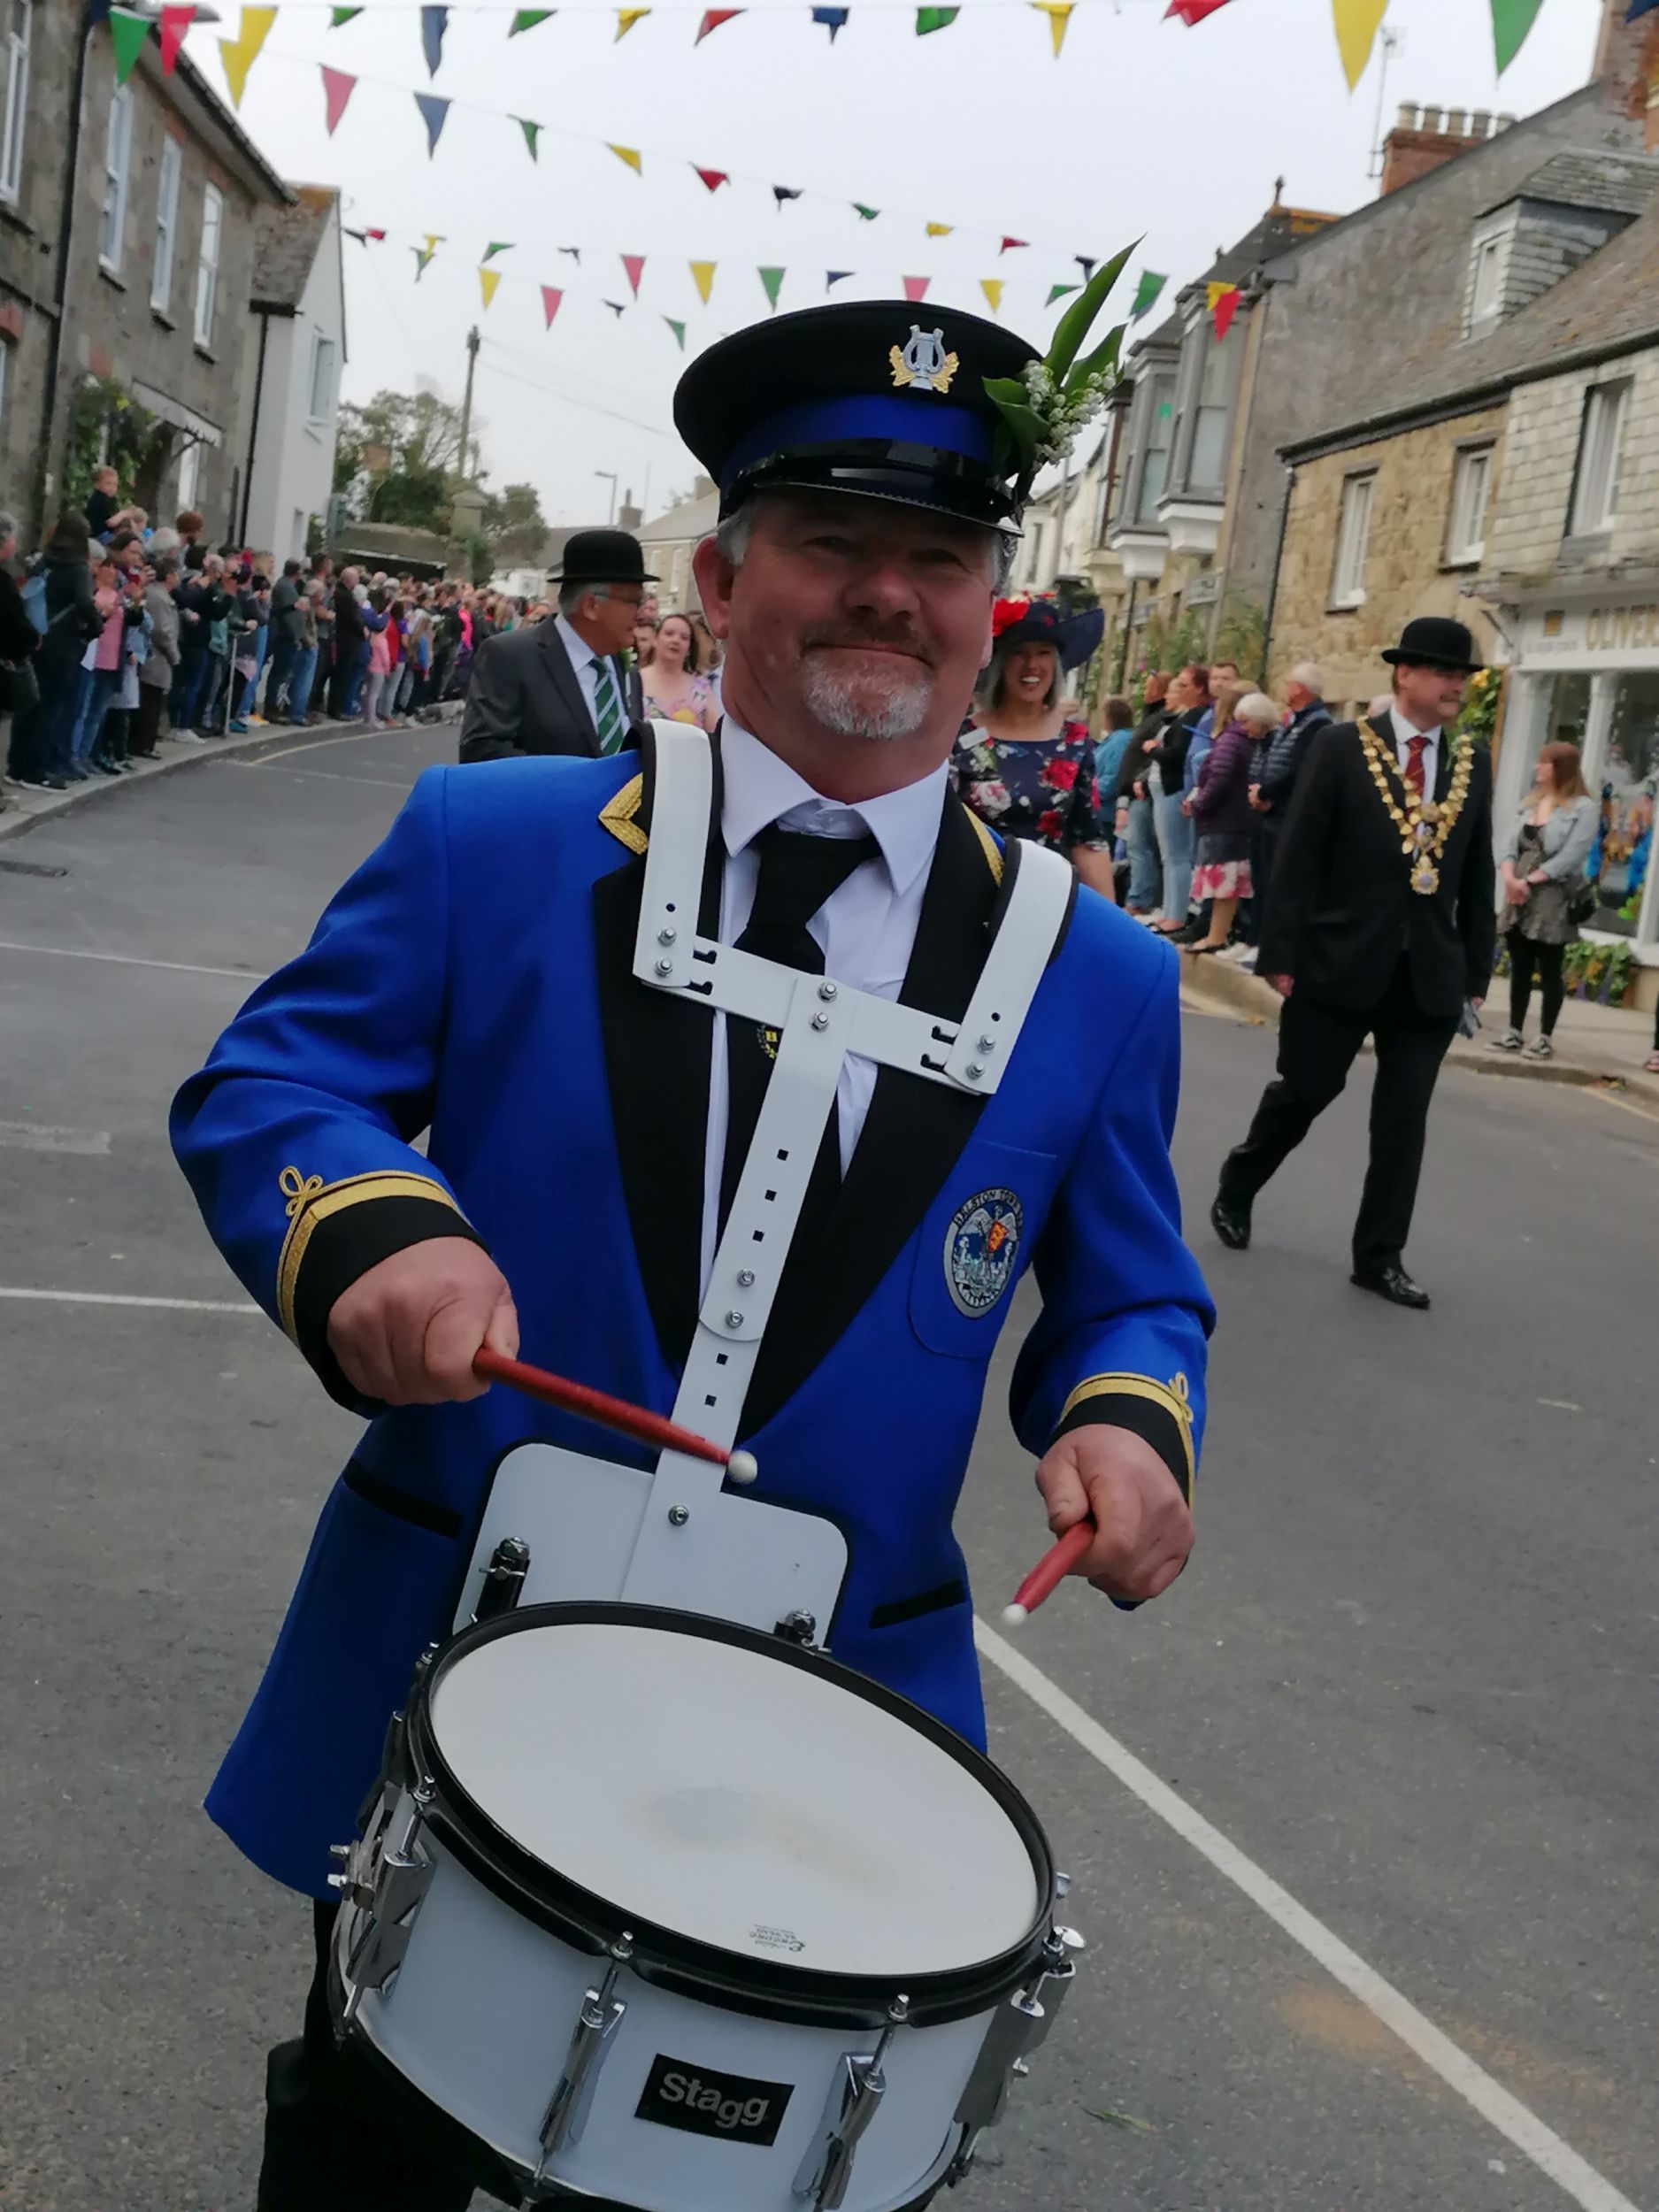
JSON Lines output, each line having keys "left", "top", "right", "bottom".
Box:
{"left": 1379, "top": 103, "right": 1509, "bottom": 196}
{"left": 1592, "top": 0, "right": 1659, "bottom": 145}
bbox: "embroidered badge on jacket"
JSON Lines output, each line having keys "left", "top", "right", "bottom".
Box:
{"left": 945, "top": 1187, "right": 1023, "bottom": 1317}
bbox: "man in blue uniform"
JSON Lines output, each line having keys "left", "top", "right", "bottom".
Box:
{"left": 173, "top": 299, "right": 1214, "bottom": 2210}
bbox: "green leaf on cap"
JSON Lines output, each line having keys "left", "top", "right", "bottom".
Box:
{"left": 1065, "top": 319, "right": 1125, "bottom": 398}
{"left": 1048, "top": 240, "right": 1135, "bottom": 383}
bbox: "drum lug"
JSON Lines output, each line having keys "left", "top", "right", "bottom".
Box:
{"left": 533, "top": 1934, "right": 634, "bottom": 2180}
{"left": 342, "top": 1842, "right": 437, "bottom": 2000}
{"left": 794, "top": 2005, "right": 902, "bottom": 2210}
{"left": 953, "top": 1923, "right": 1087, "bottom": 2137}
{"left": 772, "top": 1609, "right": 819, "bottom": 1647}
{"left": 472, "top": 1535, "right": 531, "bottom": 1624}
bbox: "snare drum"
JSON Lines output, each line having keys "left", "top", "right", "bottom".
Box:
{"left": 331, "top": 1604, "right": 1080, "bottom": 2211}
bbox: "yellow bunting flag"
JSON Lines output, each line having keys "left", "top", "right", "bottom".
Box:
{"left": 616, "top": 6, "right": 649, "bottom": 35}
{"left": 480, "top": 267, "right": 502, "bottom": 309}
{"left": 926, "top": 222, "right": 953, "bottom": 237}
{"left": 689, "top": 259, "right": 716, "bottom": 303}
{"left": 219, "top": 4, "right": 275, "bottom": 108}
{"left": 1330, "top": 0, "right": 1386, "bottom": 88}
{"left": 1030, "top": 0, "right": 1072, "bottom": 54}
{"left": 979, "top": 278, "right": 1003, "bottom": 313}
{"left": 609, "top": 142, "right": 642, "bottom": 173}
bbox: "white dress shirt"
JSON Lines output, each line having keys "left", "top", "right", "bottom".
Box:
{"left": 699, "top": 717, "right": 949, "bottom": 1291}
{"left": 554, "top": 611, "right": 618, "bottom": 737}
{"left": 1385, "top": 707, "right": 1440, "bottom": 796}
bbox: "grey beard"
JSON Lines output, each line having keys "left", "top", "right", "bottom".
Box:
{"left": 801, "top": 655, "right": 934, "bottom": 743}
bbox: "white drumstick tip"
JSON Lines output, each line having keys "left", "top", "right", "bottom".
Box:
{"left": 1002, "top": 1602, "right": 1030, "bottom": 1627}
{"left": 726, "top": 1448, "right": 759, "bottom": 1486}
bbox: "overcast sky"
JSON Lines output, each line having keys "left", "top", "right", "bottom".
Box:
{"left": 192, "top": 0, "right": 1604, "bottom": 530}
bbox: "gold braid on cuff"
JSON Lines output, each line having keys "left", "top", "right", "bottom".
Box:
{"left": 1057, "top": 1371, "right": 1195, "bottom": 1498}
{"left": 276, "top": 1165, "right": 463, "bottom": 1342}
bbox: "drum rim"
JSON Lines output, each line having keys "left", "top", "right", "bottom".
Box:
{"left": 404, "top": 1600, "right": 1056, "bottom": 2031}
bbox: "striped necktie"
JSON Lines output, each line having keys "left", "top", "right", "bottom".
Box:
{"left": 592, "top": 656, "right": 624, "bottom": 754}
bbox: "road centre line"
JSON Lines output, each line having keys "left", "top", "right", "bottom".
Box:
{"left": 0, "top": 1286, "right": 262, "bottom": 1314}
{"left": 0, "top": 939, "right": 263, "bottom": 981}
{"left": 973, "top": 1618, "right": 1642, "bottom": 2212}
{"left": 227, "top": 760, "right": 419, "bottom": 793}
{"left": 250, "top": 724, "right": 446, "bottom": 765}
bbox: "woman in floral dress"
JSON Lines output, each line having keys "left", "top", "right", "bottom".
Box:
{"left": 951, "top": 600, "right": 1115, "bottom": 896}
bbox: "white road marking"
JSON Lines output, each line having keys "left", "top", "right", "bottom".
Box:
{"left": 974, "top": 1618, "right": 1642, "bottom": 2212}
{"left": 0, "top": 1119, "right": 111, "bottom": 1155}
{"left": 228, "top": 761, "right": 419, "bottom": 793}
{"left": 250, "top": 725, "right": 444, "bottom": 765}
{"left": 0, "top": 939, "right": 262, "bottom": 981}
{"left": 0, "top": 1286, "right": 260, "bottom": 1315}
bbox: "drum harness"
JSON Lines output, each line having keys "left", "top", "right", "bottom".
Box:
{"left": 331, "top": 725, "right": 1087, "bottom": 2208}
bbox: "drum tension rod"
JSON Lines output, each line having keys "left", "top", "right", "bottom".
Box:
{"left": 533, "top": 1933, "right": 634, "bottom": 2185}
{"left": 473, "top": 1535, "right": 531, "bottom": 1624}
{"left": 795, "top": 1997, "right": 908, "bottom": 2209}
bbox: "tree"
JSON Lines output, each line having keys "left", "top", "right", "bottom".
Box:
{"left": 480, "top": 481, "right": 549, "bottom": 565}
{"left": 333, "top": 388, "right": 549, "bottom": 572}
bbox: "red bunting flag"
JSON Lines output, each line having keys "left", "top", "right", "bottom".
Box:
{"left": 1165, "top": 0, "right": 1232, "bottom": 19}
{"left": 320, "top": 65, "right": 357, "bottom": 134}
{"left": 541, "top": 285, "right": 564, "bottom": 327}
{"left": 999, "top": 236, "right": 1028, "bottom": 254}
{"left": 902, "top": 276, "right": 930, "bottom": 302}
{"left": 695, "top": 8, "right": 742, "bottom": 37}
{"left": 622, "top": 254, "right": 645, "bottom": 296}
{"left": 366, "top": 227, "right": 386, "bottom": 241}
{"left": 159, "top": 4, "right": 194, "bottom": 73}
{"left": 1208, "top": 281, "right": 1241, "bottom": 337}
{"left": 693, "top": 166, "right": 730, "bottom": 191}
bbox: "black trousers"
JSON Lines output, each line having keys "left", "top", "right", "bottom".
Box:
{"left": 257, "top": 1901, "right": 477, "bottom": 2212}
{"left": 1508, "top": 937, "right": 1565, "bottom": 1037}
{"left": 1218, "top": 957, "right": 1456, "bottom": 1272}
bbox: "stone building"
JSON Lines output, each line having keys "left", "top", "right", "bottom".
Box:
{"left": 636, "top": 479, "right": 718, "bottom": 613}
{"left": 0, "top": 3, "right": 288, "bottom": 541}
{"left": 242, "top": 184, "right": 345, "bottom": 567}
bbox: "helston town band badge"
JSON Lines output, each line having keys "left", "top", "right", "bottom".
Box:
{"left": 945, "top": 1187, "right": 1023, "bottom": 1317}
{"left": 889, "top": 326, "right": 960, "bottom": 394}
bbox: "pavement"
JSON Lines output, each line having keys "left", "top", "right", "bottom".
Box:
{"left": 1179, "top": 940, "right": 1659, "bottom": 1109}
{"left": 2, "top": 726, "right": 1655, "bottom": 2212}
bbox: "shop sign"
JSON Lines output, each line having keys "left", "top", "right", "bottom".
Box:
{"left": 1517, "top": 598, "right": 1659, "bottom": 667}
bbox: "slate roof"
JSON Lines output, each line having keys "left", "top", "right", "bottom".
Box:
{"left": 251, "top": 187, "right": 338, "bottom": 312}
{"left": 1480, "top": 148, "right": 1659, "bottom": 219}
{"left": 638, "top": 487, "right": 719, "bottom": 542}
{"left": 1285, "top": 197, "right": 1659, "bottom": 455}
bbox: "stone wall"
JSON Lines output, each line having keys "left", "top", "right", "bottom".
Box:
{"left": 0, "top": 0, "right": 84, "bottom": 534}
{"left": 1270, "top": 403, "right": 1508, "bottom": 717}
{"left": 1483, "top": 348, "right": 1659, "bottom": 581}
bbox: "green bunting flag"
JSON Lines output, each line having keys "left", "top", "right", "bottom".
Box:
{"left": 481, "top": 241, "right": 512, "bottom": 262}
{"left": 1490, "top": 0, "right": 1547, "bottom": 72}
{"left": 517, "top": 116, "right": 541, "bottom": 158}
{"left": 915, "top": 5, "right": 958, "bottom": 28}
{"left": 759, "top": 266, "right": 785, "bottom": 311}
{"left": 330, "top": 5, "right": 362, "bottom": 21}
{"left": 664, "top": 317, "right": 687, "bottom": 349}
{"left": 852, "top": 203, "right": 879, "bottom": 221}
{"left": 1130, "top": 269, "right": 1167, "bottom": 319}
{"left": 109, "top": 5, "right": 150, "bottom": 82}
{"left": 1046, "top": 282, "right": 1079, "bottom": 306}
{"left": 509, "top": 6, "right": 553, "bottom": 28}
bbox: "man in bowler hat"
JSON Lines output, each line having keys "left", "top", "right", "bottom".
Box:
{"left": 1211, "top": 616, "right": 1495, "bottom": 1309}
{"left": 459, "top": 526, "right": 652, "bottom": 763}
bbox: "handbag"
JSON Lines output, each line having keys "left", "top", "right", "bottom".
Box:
{"left": 1567, "top": 876, "right": 1598, "bottom": 926}
{"left": 0, "top": 657, "right": 40, "bottom": 716}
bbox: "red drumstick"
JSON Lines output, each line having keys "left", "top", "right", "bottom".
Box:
{"left": 472, "top": 1347, "right": 758, "bottom": 1485}
{"left": 1002, "top": 1520, "right": 1094, "bottom": 1626}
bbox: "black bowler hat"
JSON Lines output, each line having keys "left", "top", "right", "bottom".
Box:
{"left": 547, "top": 527, "right": 657, "bottom": 587}
{"left": 674, "top": 300, "right": 1040, "bottom": 529}
{"left": 1380, "top": 616, "right": 1483, "bottom": 672}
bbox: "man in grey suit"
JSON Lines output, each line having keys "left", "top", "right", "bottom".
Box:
{"left": 458, "top": 528, "right": 653, "bottom": 764}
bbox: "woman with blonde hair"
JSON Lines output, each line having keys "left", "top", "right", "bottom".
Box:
{"left": 1494, "top": 739, "right": 1595, "bottom": 1059}
{"left": 640, "top": 610, "right": 718, "bottom": 730}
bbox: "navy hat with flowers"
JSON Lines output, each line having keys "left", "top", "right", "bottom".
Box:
{"left": 993, "top": 595, "right": 1107, "bottom": 671}
{"left": 674, "top": 249, "right": 1134, "bottom": 534}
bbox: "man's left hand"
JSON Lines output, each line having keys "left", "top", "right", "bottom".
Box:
{"left": 1033, "top": 1425, "right": 1194, "bottom": 1602}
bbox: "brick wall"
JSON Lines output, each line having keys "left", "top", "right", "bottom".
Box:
{"left": 1270, "top": 404, "right": 1507, "bottom": 716}
{"left": 1484, "top": 348, "right": 1659, "bottom": 580}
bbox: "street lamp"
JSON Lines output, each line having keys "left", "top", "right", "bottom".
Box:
{"left": 594, "top": 471, "right": 618, "bottom": 526}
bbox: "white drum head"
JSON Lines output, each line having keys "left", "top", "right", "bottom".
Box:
{"left": 428, "top": 1615, "right": 1042, "bottom": 1980}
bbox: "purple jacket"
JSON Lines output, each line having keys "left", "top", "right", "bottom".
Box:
{"left": 1188, "top": 719, "right": 1257, "bottom": 840}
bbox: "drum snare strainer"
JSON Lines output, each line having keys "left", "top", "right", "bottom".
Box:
{"left": 331, "top": 1603, "right": 1083, "bottom": 2212}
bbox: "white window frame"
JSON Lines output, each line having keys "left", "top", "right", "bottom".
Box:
{"left": 1445, "top": 443, "right": 1494, "bottom": 567}
{"left": 151, "top": 136, "right": 182, "bottom": 314}
{"left": 0, "top": 0, "right": 30, "bottom": 205}
{"left": 1468, "top": 234, "right": 1504, "bottom": 327}
{"left": 194, "top": 181, "right": 223, "bottom": 349}
{"left": 1568, "top": 380, "right": 1628, "bottom": 538}
{"left": 100, "top": 83, "right": 132, "bottom": 274}
{"left": 1330, "top": 471, "right": 1376, "bottom": 610}
{"left": 307, "top": 331, "right": 336, "bottom": 422}
{"left": 175, "top": 437, "right": 201, "bottom": 511}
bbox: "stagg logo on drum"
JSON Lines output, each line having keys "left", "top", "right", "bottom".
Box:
{"left": 636, "top": 2054, "right": 793, "bottom": 2146}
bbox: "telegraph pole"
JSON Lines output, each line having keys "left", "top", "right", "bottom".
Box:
{"left": 457, "top": 326, "right": 481, "bottom": 486}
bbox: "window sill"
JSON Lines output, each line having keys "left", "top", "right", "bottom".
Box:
{"left": 1560, "top": 530, "right": 1612, "bottom": 559}
{"left": 0, "top": 196, "right": 34, "bottom": 239}
{"left": 1440, "top": 554, "right": 1482, "bottom": 573}
{"left": 1325, "top": 595, "right": 1366, "bottom": 615}
{"left": 98, "top": 261, "right": 127, "bottom": 289}
{"left": 151, "top": 303, "right": 175, "bottom": 329}
{"left": 194, "top": 339, "right": 216, "bottom": 361}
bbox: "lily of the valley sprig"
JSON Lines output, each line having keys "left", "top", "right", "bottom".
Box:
{"left": 983, "top": 242, "right": 1137, "bottom": 510}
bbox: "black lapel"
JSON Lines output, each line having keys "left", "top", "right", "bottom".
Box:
{"left": 539, "top": 619, "right": 600, "bottom": 756}
{"left": 591, "top": 727, "right": 725, "bottom": 1363}
{"left": 741, "top": 791, "right": 1002, "bottom": 1434}
{"left": 1434, "top": 733, "right": 1454, "bottom": 803}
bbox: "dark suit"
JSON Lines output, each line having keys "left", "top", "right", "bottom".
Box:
{"left": 458, "top": 617, "right": 644, "bottom": 764}
{"left": 1219, "top": 714, "right": 1494, "bottom": 1272}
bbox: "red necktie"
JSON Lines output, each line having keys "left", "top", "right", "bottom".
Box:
{"left": 1404, "top": 734, "right": 1427, "bottom": 798}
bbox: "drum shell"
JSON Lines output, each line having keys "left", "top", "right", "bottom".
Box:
{"left": 342, "top": 1806, "right": 985, "bottom": 2212}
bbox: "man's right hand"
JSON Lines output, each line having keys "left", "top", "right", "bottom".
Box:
{"left": 1265, "top": 972, "right": 1294, "bottom": 999}
{"left": 326, "top": 1238, "right": 519, "bottom": 1403}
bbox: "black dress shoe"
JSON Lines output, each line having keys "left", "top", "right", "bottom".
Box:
{"left": 1210, "top": 1194, "right": 1251, "bottom": 1250}
{"left": 1350, "top": 1263, "right": 1431, "bottom": 1310}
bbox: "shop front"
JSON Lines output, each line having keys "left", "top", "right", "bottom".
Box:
{"left": 1494, "top": 585, "right": 1659, "bottom": 1000}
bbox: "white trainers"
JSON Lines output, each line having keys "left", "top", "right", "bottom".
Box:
{"left": 1494, "top": 1028, "right": 1523, "bottom": 1052}
{"left": 1524, "top": 1035, "right": 1555, "bottom": 1059}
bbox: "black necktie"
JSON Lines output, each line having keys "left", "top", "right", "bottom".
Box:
{"left": 720, "top": 823, "right": 880, "bottom": 1247}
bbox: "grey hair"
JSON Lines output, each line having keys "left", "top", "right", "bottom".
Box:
{"left": 711, "top": 494, "right": 1017, "bottom": 592}
{"left": 1235, "top": 691, "right": 1280, "bottom": 727}
{"left": 557, "top": 580, "right": 620, "bottom": 617}
{"left": 1287, "top": 659, "right": 1324, "bottom": 694}
{"left": 0, "top": 509, "right": 16, "bottom": 544}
